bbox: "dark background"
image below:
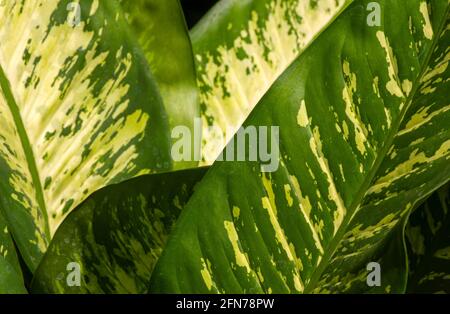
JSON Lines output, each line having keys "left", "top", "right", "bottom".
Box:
{"left": 180, "top": 0, "right": 219, "bottom": 28}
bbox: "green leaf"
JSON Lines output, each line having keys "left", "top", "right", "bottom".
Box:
{"left": 0, "top": 209, "right": 27, "bottom": 293}
{"left": 149, "top": 0, "right": 450, "bottom": 293}
{"left": 120, "top": 0, "right": 200, "bottom": 169}
{"left": 0, "top": 0, "right": 192, "bottom": 271}
{"left": 192, "top": 0, "right": 353, "bottom": 164}
{"left": 31, "top": 167, "right": 207, "bottom": 293}
{"left": 406, "top": 184, "right": 450, "bottom": 293}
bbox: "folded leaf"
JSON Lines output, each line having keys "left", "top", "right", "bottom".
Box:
{"left": 120, "top": 0, "right": 200, "bottom": 169}
{"left": 192, "top": 0, "right": 353, "bottom": 164}
{"left": 0, "top": 0, "right": 181, "bottom": 271}
{"left": 149, "top": 0, "right": 450, "bottom": 293}
{"left": 31, "top": 168, "right": 207, "bottom": 293}
{"left": 407, "top": 184, "right": 450, "bottom": 293}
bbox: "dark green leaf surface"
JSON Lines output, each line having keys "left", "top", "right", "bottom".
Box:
{"left": 316, "top": 7, "right": 450, "bottom": 290}
{"left": 31, "top": 168, "right": 207, "bottom": 293}
{"left": 407, "top": 184, "right": 450, "bottom": 293}
{"left": 0, "top": 0, "right": 192, "bottom": 272}
{"left": 149, "top": 0, "right": 450, "bottom": 293}
{"left": 0, "top": 209, "right": 27, "bottom": 293}
{"left": 121, "top": 0, "right": 200, "bottom": 169}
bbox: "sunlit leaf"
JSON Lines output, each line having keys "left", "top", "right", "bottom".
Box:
{"left": 121, "top": 0, "right": 200, "bottom": 169}
{"left": 192, "top": 0, "right": 353, "bottom": 163}
{"left": 31, "top": 168, "right": 207, "bottom": 293}
{"left": 149, "top": 0, "right": 450, "bottom": 294}
{"left": 0, "top": 0, "right": 183, "bottom": 271}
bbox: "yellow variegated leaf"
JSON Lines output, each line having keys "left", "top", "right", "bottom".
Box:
{"left": 149, "top": 0, "right": 450, "bottom": 294}
{"left": 31, "top": 168, "right": 208, "bottom": 293}
{"left": 192, "top": 0, "right": 353, "bottom": 163}
{"left": 0, "top": 0, "right": 192, "bottom": 271}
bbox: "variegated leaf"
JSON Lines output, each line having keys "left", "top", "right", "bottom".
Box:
{"left": 149, "top": 0, "right": 450, "bottom": 293}
{"left": 120, "top": 0, "right": 200, "bottom": 169}
{"left": 0, "top": 208, "right": 27, "bottom": 293}
{"left": 0, "top": 0, "right": 184, "bottom": 271}
{"left": 31, "top": 168, "right": 207, "bottom": 293}
{"left": 406, "top": 184, "right": 450, "bottom": 293}
{"left": 192, "top": 0, "right": 353, "bottom": 164}
{"left": 316, "top": 4, "right": 450, "bottom": 291}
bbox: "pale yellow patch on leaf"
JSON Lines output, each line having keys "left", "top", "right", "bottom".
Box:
{"left": 419, "top": 2, "right": 433, "bottom": 40}
{"left": 297, "top": 100, "right": 309, "bottom": 127}
{"left": 376, "top": 31, "right": 404, "bottom": 98}
{"left": 224, "top": 221, "right": 251, "bottom": 273}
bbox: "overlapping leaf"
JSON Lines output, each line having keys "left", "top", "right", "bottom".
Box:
{"left": 315, "top": 3, "right": 450, "bottom": 291}
{"left": 25, "top": 0, "right": 358, "bottom": 293}
{"left": 120, "top": 0, "right": 200, "bottom": 169}
{"left": 0, "top": 209, "right": 26, "bottom": 293}
{"left": 407, "top": 184, "right": 450, "bottom": 293}
{"left": 4, "top": 0, "right": 447, "bottom": 295}
{"left": 0, "top": 0, "right": 196, "bottom": 273}
{"left": 31, "top": 168, "right": 207, "bottom": 293}
{"left": 192, "top": 0, "right": 353, "bottom": 163}
{"left": 149, "top": 0, "right": 450, "bottom": 293}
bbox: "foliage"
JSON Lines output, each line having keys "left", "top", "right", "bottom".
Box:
{"left": 0, "top": 0, "right": 448, "bottom": 294}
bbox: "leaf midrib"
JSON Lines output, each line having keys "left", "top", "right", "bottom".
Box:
{"left": 0, "top": 64, "right": 50, "bottom": 240}
{"left": 304, "top": 5, "right": 450, "bottom": 293}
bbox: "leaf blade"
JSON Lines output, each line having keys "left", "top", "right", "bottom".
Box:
{"left": 192, "top": 0, "right": 353, "bottom": 164}
{"left": 120, "top": 0, "right": 200, "bottom": 169}
{"left": 31, "top": 168, "right": 208, "bottom": 293}
{"left": 0, "top": 0, "right": 176, "bottom": 271}
{"left": 0, "top": 209, "right": 27, "bottom": 294}
{"left": 406, "top": 184, "right": 450, "bottom": 293}
{"left": 149, "top": 0, "right": 450, "bottom": 294}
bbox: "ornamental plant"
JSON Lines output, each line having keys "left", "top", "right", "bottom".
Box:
{"left": 0, "top": 0, "right": 448, "bottom": 294}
